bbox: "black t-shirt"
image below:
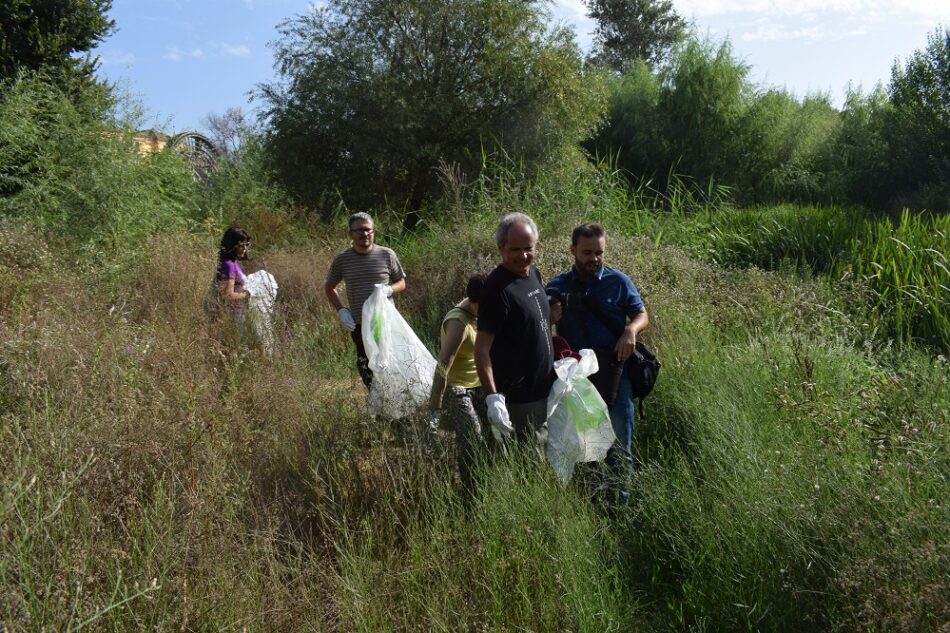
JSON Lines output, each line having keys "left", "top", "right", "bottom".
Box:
{"left": 478, "top": 264, "right": 555, "bottom": 403}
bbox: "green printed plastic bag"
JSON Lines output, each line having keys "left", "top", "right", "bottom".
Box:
{"left": 546, "top": 349, "right": 615, "bottom": 483}
{"left": 361, "top": 284, "right": 437, "bottom": 419}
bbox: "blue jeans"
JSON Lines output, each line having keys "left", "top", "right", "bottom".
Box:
{"left": 604, "top": 362, "right": 635, "bottom": 505}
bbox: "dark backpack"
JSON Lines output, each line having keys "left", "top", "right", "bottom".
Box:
{"left": 627, "top": 341, "right": 660, "bottom": 418}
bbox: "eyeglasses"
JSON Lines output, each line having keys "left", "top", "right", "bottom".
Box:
{"left": 350, "top": 228, "right": 374, "bottom": 234}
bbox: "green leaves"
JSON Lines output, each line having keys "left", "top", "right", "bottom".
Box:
{"left": 585, "top": 0, "right": 687, "bottom": 71}
{"left": 0, "top": 0, "right": 115, "bottom": 96}
{"left": 259, "top": 0, "right": 605, "bottom": 218}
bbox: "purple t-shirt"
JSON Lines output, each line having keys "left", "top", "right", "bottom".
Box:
{"left": 216, "top": 258, "right": 246, "bottom": 315}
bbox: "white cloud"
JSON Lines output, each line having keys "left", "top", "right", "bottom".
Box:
{"left": 553, "top": 0, "right": 588, "bottom": 21}
{"left": 165, "top": 46, "right": 204, "bottom": 62}
{"left": 218, "top": 43, "right": 251, "bottom": 58}
{"left": 675, "top": 0, "right": 948, "bottom": 19}
{"left": 101, "top": 50, "right": 136, "bottom": 66}
{"left": 672, "top": 0, "right": 947, "bottom": 48}
{"left": 741, "top": 23, "right": 829, "bottom": 42}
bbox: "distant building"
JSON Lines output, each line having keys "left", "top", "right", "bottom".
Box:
{"left": 131, "top": 129, "right": 169, "bottom": 156}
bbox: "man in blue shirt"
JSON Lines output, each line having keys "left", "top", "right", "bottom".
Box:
{"left": 547, "top": 223, "right": 649, "bottom": 506}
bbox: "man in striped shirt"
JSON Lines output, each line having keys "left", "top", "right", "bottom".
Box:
{"left": 325, "top": 212, "right": 406, "bottom": 387}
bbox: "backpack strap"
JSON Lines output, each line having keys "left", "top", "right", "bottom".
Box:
{"left": 569, "top": 275, "right": 652, "bottom": 419}
{"left": 566, "top": 275, "right": 624, "bottom": 339}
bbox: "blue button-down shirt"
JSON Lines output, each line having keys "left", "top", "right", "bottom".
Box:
{"left": 546, "top": 265, "right": 645, "bottom": 352}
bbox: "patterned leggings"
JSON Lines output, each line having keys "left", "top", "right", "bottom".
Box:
{"left": 444, "top": 386, "right": 491, "bottom": 493}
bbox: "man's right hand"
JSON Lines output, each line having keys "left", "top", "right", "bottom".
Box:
{"left": 486, "top": 393, "right": 514, "bottom": 440}
{"left": 337, "top": 307, "right": 356, "bottom": 332}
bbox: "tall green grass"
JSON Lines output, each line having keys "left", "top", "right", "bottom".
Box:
{"left": 695, "top": 205, "right": 950, "bottom": 349}
{"left": 1, "top": 119, "right": 948, "bottom": 631}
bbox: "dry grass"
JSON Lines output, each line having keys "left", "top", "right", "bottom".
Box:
{"left": 1, "top": 220, "right": 947, "bottom": 632}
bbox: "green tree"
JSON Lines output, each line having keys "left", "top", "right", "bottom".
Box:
{"left": 736, "top": 88, "right": 798, "bottom": 197}
{"left": 584, "top": 0, "right": 687, "bottom": 72}
{"left": 258, "top": 0, "right": 605, "bottom": 222}
{"left": 657, "top": 38, "right": 751, "bottom": 185}
{"left": 0, "top": 0, "right": 115, "bottom": 93}
{"left": 886, "top": 27, "right": 949, "bottom": 210}
{"left": 584, "top": 61, "right": 663, "bottom": 178}
{"left": 830, "top": 87, "right": 892, "bottom": 206}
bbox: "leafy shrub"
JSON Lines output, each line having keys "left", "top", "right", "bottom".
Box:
{"left": 885, "top": 27, "right": 950, "bottom": 211}
{"left": 0, "top": 73, "right": 199, "bottom": 269}
{"left": 259, "top": 0, "right": 606, "bottom": 219}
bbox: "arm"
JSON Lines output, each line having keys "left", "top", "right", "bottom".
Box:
{"left": 389, "top": 277, "right": 406, "bottom": 295}
{"left": 325, "top": 281, "right": 345, "bottom": 311}
{"left": 220, "top": 278, "right": 249, "bottom": 303}
{"left": 428, "top": 319, "right": 467, "bottom": 410}
{"left": 613, "top": 309, "right": 649, "bottom": 361}
{"left": 474, "top": 330, "right": 498, "bottom": 396}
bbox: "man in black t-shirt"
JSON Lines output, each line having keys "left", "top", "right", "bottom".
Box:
{"left": 475, "top": 213, "right": 555, "bottom": 445}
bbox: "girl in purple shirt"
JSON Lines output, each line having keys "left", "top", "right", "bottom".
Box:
{"left": 214, "top": 227, "right": 251, "bottom": 318}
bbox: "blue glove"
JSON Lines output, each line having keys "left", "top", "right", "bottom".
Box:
{"left": 337, "top": 307, "right": 356, "bottom": 332}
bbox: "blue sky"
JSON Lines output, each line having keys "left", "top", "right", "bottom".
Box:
{"left": 96, "top": 0, "right": 948, "bottom": 134}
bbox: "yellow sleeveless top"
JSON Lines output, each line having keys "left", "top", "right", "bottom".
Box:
{"left": 442, "top": 307, "right": 479, "bottom": 388}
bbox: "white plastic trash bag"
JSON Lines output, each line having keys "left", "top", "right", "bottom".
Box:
{"left": 546, "top": 348, "right": 615, "bottom": 483}
{"left": 362, "top": 284, "right": 437, "bottom": 419}
{"left": 244, "top": 270, "right": 278, "bottom": 355}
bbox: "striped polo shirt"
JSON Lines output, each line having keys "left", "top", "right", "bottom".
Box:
{"left": 326, "top": 246, "right": 406, "bottom": 323}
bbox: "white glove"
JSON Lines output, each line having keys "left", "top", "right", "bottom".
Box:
{"left": 426, "top": 410, "right": 441, "bottom": 432}
{"left": 381, "top": 284, "right": 394, "bottom": 298}
{"left": 486, "top": 393, "right": 514, "bottom": 440}
{"left": 337, "top": 307, "right": 356, "bottom": 332}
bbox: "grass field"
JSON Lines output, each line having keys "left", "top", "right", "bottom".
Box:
{"left": 2, "top": 208, "right": 947, "bottom": 631}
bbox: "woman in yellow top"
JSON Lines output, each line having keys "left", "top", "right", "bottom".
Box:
{"left": 429, "top": 274, "right": 489, "bottom": 492}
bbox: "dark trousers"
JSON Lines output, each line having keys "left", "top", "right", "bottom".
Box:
{"left": 350, "top": 329, "right": 373, "bottom": 387}
{"left": 507, "top": 398, "right": 548, "bottom": 451}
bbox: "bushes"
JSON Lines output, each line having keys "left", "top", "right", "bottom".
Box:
{"left": 259, "top": 0, "right": 606, "bottom": 218}
{"left": 886, "top": 27, "right": 950, "bottom": 211}
{"left": 0, "top": 73, "right": 200, "bottom": 269}
{"left": 590, "top": 30, "right": 950, "bottom": 212}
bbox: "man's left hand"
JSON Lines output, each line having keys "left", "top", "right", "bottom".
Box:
{"left": 614, "top": 329, "right": 637, "bottom": 362}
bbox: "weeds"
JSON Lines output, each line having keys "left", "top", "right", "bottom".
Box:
{"left": 1, "top": 137, "right": 948, "bottom": 630}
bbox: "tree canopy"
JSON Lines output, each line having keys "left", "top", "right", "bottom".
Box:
{"left": 0, "top": 0, "right": 115, "bottom": 92}
{"left": 258, "top": 0, "right": 605, "bottom": 218}
{"left": 584, "top": 0, "right": 687, "bottom": 72}
{"left": 886, "top": 27, "right": 950, "bottom": 208}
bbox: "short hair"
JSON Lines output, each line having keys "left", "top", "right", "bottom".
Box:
{"left": 494, "top": 212, "right": 538, "bottom": 249}
{"left": 571, "top": 223, "right": 606, "bottom": 246}
{"left": 465, "top": 273, "right": 487, "bottom": 303}
{"left": 219, "top": 226, "right": 250, "bottom": 261}
{"left": 348, "top": 212, "right": 374, "bottom": 229}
